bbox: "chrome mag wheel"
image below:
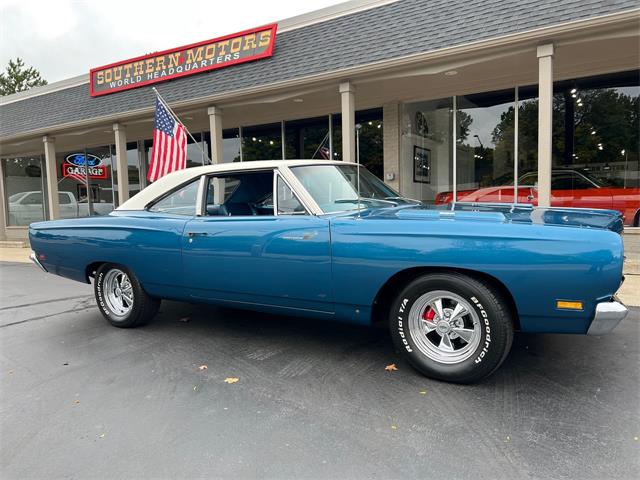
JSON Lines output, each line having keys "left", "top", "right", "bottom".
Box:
{"left": 408, "top": 290, "right": 481, "bottom": 364}
{"left": 103, "top": 268, "right": 134, "bottom": 316}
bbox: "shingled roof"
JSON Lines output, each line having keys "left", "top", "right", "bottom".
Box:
{"left": 1, "top": 0, "right": 637, "bottom": 139}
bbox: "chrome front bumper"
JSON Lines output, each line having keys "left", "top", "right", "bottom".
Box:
{"left": 29, "top": 251, "right": 47, "bottom": 273}
{"left": 587, "top": 298, "right": 628, "bottom": 335}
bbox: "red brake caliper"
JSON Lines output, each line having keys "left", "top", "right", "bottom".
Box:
{"left": 422, "top": 307, "right": 436, "bottom": 322}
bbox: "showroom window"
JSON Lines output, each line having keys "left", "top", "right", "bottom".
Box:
{"left": 331, "top": 109, "right": 384, "bottom": 179}
{"left": 552, "top": 71, "right": 639, "bottom": 188}
{"left": 402, "top": 87, "right": 540, "bottom": 204}
{"left": 516, "top": 85, "right": 540, "bottom": 192}
{"left": 56, "top": 146, "right": 115, "bottom": 218}
{"left": 242, "top": 123, "right": 283, "bottom": 161}
{"left": 222, "top": 128, "right": 241, "bottom": 162}
{"left": 455, "top": 89, "right": 516, "bottom": 202}
{"left": 356, "top": 109, "right": 384, "bottom": 179}
{"left": 111, "top": 141, "right": 143, "bottom": 205}
{"left": 284, "top": 116, "right": 331, "bottom": 160}
{"left": 2, "top": 155, "right": 47, "bottom": 226}
{"left": 401, "top": 97, "right": 454, "bottom": 203}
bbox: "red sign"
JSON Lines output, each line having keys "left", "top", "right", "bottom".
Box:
{"left": 89, "top": 24, "right": 277, "bottom": 97}
{"left": 62, "top": 163, "right": 109, "bottom": 180}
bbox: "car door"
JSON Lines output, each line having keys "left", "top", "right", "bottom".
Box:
{"left": 19, "top": 192, "right": 45, "bottom": 224}
{"left": 120, "top": 178, "right": 201, "bottom": 298}
{"left": 181, "top": 169, "right": 333, "bottom": 313}
{"left": 58, "top": 192, "right": 77, "bottom": 219}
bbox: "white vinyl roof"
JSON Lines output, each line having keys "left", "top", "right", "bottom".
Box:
{"left": 117, "top": 160, "right": 355, "bottom": 211}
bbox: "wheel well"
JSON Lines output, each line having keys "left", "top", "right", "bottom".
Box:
{"left": 85, "top": 262, "right": 106, "bottom": 283}
{"left": 371, "top": 267, "right": 521, "bottom": 330}
{"left": 634, "top": 210, "right": 640, "bottom": 227}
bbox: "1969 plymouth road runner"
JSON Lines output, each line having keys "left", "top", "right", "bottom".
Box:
{"left": 29, "top": 160, "right": 629, "bottom": 383}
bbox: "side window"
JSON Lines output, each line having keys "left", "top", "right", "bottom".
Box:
{"left": 519, "top": 173, "right": 537, "bottom": 186}
{"left": 149, "top": 179, "right": 199, "bottom": 216}
{"left": 276, "top": 175, "right": 306, "bottom": 215}
{"left": 551, "top": 173, "right": 594, "bottom": 190}
{"left": 205, "top": 171, "right": 273, "bottom": 216}
{"left": 551, "top": 173, "right": 574, "bottom": 190}
{"left": 58, "top": 193, "right": 72, "bottom": 205}
{"left": 571, "top": 173, "right": 595, "bottom": 190}
{"left": 206, "top": 176, "right": 240, "bottom": 206}
{"left": 23, "top": 193, "right": 43, "bottom": 205}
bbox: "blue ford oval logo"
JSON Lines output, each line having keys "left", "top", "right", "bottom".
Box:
{"left": 66, "top": 153, "right": 102, "bottom": 167}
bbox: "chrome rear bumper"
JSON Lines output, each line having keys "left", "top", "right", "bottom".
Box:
{"left": 587, "top": 298, "right": 628, "bottom": 335}
{"left": 29, "top": 251, "right": 47, "bottom": 273}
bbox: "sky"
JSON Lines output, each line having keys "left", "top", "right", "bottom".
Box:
{"left": 0, "top": 0, "right": 346, "bottom": 84}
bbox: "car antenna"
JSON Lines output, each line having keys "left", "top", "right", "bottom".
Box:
{"left": 355, "top": 123, "right": 362, "bottom": 215}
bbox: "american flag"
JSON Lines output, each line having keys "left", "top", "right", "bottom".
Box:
{"left": 147, "top": 98, "right": 187, "bottom": 182}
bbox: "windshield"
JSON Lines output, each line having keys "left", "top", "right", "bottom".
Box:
{"left": 290, "top": 164, "right": 401, "bottom": 213}
{"left": 8, "top": 192, "right": 27, "bottom": 203}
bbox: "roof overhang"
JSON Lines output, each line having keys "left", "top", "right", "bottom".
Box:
{"left": 0, "top": 7, "right": 638, "bottom": 145}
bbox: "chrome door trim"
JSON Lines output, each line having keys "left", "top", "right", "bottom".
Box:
{"left": 278, "top": 165, "right": 323, "bottom": 216}
{"left": 273, "top": 170, "right": 311, "bottom": 217}
{"left": 195, "top": 174, "right": 207, "bottom": 216}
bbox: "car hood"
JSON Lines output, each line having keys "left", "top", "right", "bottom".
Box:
{"left": 359, "top": 203, "right": 624, "bottom": 234}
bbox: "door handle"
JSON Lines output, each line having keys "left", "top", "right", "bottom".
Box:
{"left": 187, "top": 231, "right": 209, "bottom": 237}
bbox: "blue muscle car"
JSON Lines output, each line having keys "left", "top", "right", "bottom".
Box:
{"left": 29, "top": 160, "right": 629, "bottom": 383}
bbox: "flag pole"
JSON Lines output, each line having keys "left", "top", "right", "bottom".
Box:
{"left": 152, "top": 87, "right": 212, "bottom": 164}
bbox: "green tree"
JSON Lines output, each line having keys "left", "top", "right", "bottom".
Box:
{"left": 0, "top": 58, "right": 47, "bottom": 96}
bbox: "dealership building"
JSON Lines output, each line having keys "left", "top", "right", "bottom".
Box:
{"left": 0, "top": 0, "right": 639, "bottom": 241}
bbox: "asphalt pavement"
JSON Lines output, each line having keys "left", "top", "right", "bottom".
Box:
{"left": 1, "top": 261, "right": 638, "bottom": 480}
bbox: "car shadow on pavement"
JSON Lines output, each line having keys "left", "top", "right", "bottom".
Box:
{"left": 143, "top": 299, "right": 638, "bottom": 392}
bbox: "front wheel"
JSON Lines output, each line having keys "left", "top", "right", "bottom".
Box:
{"left": 94, "top": 263, "right": 160, "bottom": 328}
{"left": 390, "top": 273, "right": 514, "bottom": 383}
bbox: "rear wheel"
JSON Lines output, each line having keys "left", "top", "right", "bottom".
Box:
{"left": 94, "top": 263, "right": 160, "bottom": 328}
{"left": 390, "top": 272, "right": 514, "bottom": 383}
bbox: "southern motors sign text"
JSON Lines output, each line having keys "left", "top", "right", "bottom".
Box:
{"left": 90, "top": 24, "right": 277, "bottom": 97}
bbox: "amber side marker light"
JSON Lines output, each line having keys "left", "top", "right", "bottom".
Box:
{"left": 556, "top": 300, "right": 584, "bottom": 310}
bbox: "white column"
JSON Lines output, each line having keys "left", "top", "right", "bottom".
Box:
{"left": 537, "top": 44, "right": 554, "bottom": 207}
{"left": 113, "top": 123, "right": 129, "bottom": 205}
{"left": 382, "top": 101, "right": 401, "bottom": 192}
{"left": 207, "top": 106, "right": 224, "bottom": 164}
{"left": 42, "top": 135, "right": 59, "bottom": 220}
{"left": 339, "top": 81, "right": 356, "bottom": 163}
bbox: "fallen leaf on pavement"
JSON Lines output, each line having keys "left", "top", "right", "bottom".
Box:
{"left": 74, "top": 400, "right": 80, "bottom": 405}
{"left": 391, "top": 425, "right": 397, "bottom": 430}
{"left": 224, "top": 377, "right": 239, "bottom": 384}
{"left": 420, "top": 390, "right": 427, "bottom": 395}
{"left": 99, "top": 433, "right": 105, "bottom": 438}
{"left": 198, "top": 365, "right": 208, "bottom": 371}
{"left": 385, "top": 364, "right": 398, "bottom": 371}
{"left": 8, "top": 369, "right": 14, "bottom": 375}
{"left": 193, "top": 385, "right": 198, "bottom": 391}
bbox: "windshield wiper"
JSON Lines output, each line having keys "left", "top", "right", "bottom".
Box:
{"left": 383, "top": 196, "right": 422, "bottom": 205}
{"left": 334, "top": 198, "right": 399, "bottom": 207}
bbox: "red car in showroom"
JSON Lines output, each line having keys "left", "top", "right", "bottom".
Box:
{"left": 435, "top": 168, "right": 640, "bottom": 226}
